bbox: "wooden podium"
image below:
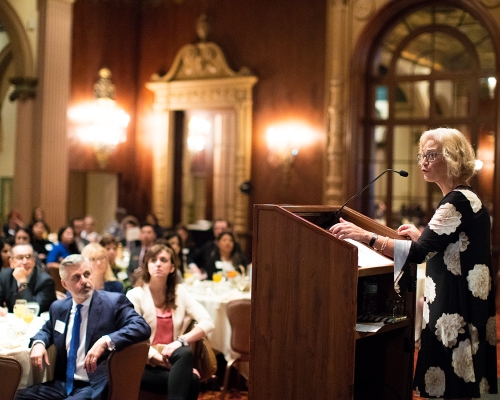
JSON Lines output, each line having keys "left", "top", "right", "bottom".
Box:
{"left": 249, "top": 205, "right": 415, "bottom": 400}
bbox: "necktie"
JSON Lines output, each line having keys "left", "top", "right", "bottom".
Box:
{"left": 66, "top": 304, "right": 83, "bottom": 395}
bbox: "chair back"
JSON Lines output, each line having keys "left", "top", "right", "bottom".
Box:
{"left": 0, "top": 356, "right": 22, "bottom": 400}
{"left": 226, "top": 299, "right": 251, "bottom": 357}
{"left": 107, "top": 340, "right": 149, "bottom": 400}
{"left": 46, "top": 263, "right": 65, "bottom": 293}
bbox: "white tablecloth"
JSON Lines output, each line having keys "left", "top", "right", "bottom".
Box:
{"left": 186, "top": 281, "right": 250, "bottom": 362}
{"left": 0, "top": 313, "right": 53, "bottom": 389}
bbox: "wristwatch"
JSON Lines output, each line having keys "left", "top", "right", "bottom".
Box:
{"left": 369, "top": 233, "right": 378, "bottom": 248}
{"left": 18, "top": 283, "right": 28, "bottom": 292}
{"left": 176, "top": 337, "right": 188, "bottom": 347}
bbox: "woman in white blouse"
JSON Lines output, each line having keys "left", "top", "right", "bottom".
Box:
{"left": 126, "top": 243, "right": 214, "bottom": 400}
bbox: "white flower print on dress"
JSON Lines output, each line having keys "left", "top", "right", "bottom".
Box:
{"left": 455, "top": 189, "right": 482, "bottom": 213}
{"left": 486, "top": 316, "right": 496, "bottom": 346}
{"left": 480, "top": 377, "right": 490, "bottom": 394}
{"left": 424, "top": 366, "right": 446, "bottom": 397}
{"left": 469, "top": 324, "right": 479, "bottom": 355}
{"left": 452, "top": 339, "right": 476, "bottom": 383}
{"left": 428, "top": 203, "right": 462, "bottom": 235}
{"left": 467, "top": 264, "right": 491, "bottom": 300}
{"left": 443, "top": 232, "right": 469, "bottom": 276}
{"left": 422, "top": 302, "right": 429, "bottom": 329}
{"left": 424, "top": 276, "right": 436, "bottom": 303}
{"left": 435, "top": 313, "right": 465, "bottom": 348}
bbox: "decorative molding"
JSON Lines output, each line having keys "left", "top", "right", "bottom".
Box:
{"left": 147, "top": 35, "right": 257, "bottom": 238}
{"left": 151, "top": 41, "right": 252, "bottom": 82}
{"left": 354, "top": 0, "right": 375, "bottom": 20}
{"left": 480, "top": 0, "right": 500, "bottom": 9}
{"left": 9, "top": 76, "right": 37, "bottom": 101}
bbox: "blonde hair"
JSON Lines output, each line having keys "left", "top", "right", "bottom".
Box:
{"left": 419, "top": 127, "right": 476, "bottom": 183}
{"left": 81, "top": 242, "right": 116, "bottom": 282}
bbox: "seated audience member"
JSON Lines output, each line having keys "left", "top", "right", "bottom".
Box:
{"left": 121, "top": 215, "right": 141, "bottom": 251}
{"left": 14, "top": 227, "right": 32, "bottom": 245}
{"left": 15, "top": 254, "right": 151, "bottom": 400}
{"left": 0, "top": 236, "right": 12, "bottom": 269}
{"left": 47, "top": 226, "right": 79, "bottom": 263}
{"left": 30, "top": 221, "right": 53, "bottom": 264}
{"left": 71, "top": 217, "right": 88, "bottom": 253}
{"left": 81, "top": 243, "right": 124, "bottom": 293}
{"left": 145, "top": 212, "right": 164, "bottom": 241}
{"left": 100, "top": 235, "right": 120, "bottom": 278}
{"left": 204, "top": 231, "right": 248, "bottom": 280}
{"left": 30, "top": 206, "right": 51, "bottom": 234}
{"left": 188, "top": 218, "right": 237, "bottom": 275}
{"left": 127, "top": 223, "right": 157, "bottom": 284}
{"left": 2, "top": 209, "right": 24, "bottom": 239}
{"left": 103, "top": 207, "right": 127, "bottom": 242}
{"left": 175, "top": 224, "right": 197, "bottom": 257}
{"left": 164, "top": 232, "right": 186, "bottom": 276}
{"left": 0, "top": 243, "right": 56, "bottom": 315}
{"left": 126, "top": 244, "right": 214, "bottom": 400}
{"left": 81, "top": 215, "right": 101, "bottom": 243}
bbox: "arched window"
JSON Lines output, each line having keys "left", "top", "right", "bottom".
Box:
{"left": 364, "top": 4, "right": 496, "bottom": 229}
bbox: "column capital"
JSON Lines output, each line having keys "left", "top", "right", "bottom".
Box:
{"left": 9, "top": 76, "right": 38, "bottom": 102}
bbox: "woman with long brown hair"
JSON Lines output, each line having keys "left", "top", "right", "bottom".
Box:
{"left": 126, "top": 244, "right": 214, "bottom": 400}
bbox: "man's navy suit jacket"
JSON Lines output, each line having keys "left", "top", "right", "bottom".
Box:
{"left": 31, "top": 290, "right": 151, "bottom": 400}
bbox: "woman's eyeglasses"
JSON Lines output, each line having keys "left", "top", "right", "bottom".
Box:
{"left": 88, "top": 255, "right": 107, "bottom": 263}
{"left": 417, "top": 152, "right": 442, "bottom": 165}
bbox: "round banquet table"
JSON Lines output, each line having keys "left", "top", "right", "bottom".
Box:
{"left": 185, "top": 280, "right": 250, "bottom": 362}
{"left": 0, "top": 312, "right": 55, "bottom": 389}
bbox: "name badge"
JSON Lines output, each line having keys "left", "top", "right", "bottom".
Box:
{"left": 55, "top": 320, "right": 66, "bottom": 334}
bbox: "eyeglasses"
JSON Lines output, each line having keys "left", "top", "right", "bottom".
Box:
{"left": 88, "top": 256, "right": 107, "bottom": 263}
{"left": 13, "top": 254, "right": 33, "bottom": 261}
{"left": 417, "top": 152, "right": 442, "bottom": 165}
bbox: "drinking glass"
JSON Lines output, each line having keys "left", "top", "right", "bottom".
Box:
{"left": 212, "top": 272, "right": 223, "bottom": 283}
{"left": 22, "top": 308, "right": 35, "bottom": 324}
{"left": 14, "top": 300, "right": 27, "bottom": 319}
{"left": 236, "top": 275, "right": 249, "bottom": 292}
{"left": 27, "top": 302, "right": 40, "bottom": 316}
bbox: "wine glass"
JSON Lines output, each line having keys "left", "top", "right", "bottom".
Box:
{"left": 27, "top": 302, "right": 40, "bottom": 317}
{"left": 236, "top": 275, "right": 249, "bottom": 292}
{"left": 212, "top": 272, "right": 223, "bottom": 283}
{"left": 22, "top": 308, "right": 35, "bottom": 325}
{"left": 13, "top": 300, "right": 27, "bottom": 319}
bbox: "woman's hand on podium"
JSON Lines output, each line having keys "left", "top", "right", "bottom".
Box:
{"left": 397, "top": 223, "right": 421, "bottom": 241}
{"left": 329, "top": 218, "right": 371, "bottom": 244}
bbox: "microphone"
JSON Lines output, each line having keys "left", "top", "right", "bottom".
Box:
{"left": 332, "top": 169, "right": 408, "bottom": 220}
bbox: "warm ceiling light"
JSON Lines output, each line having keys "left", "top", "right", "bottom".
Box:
{"left": 68, "top": 68, "right": 130, "bottom": 169}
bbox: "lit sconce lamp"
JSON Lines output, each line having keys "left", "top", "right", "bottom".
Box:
{"left": 266, "top": 123, "right": 313, "bottom": 181}
{"left": 68, "top": 68, "right": 130, "bottom": 169}
{"left": 475, "top": 159, "right": 484, "bottom": 171}
{"left": 487, "top": 77, "right": 496, "bottom": 99}
{"left": 187, "top": 115, "right": 211, "bottom": 152}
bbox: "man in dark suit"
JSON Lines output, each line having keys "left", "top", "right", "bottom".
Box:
{"left": 0, "top": 243, "right": 56, "bottom": 316}
{"left": 127, "top": 223, "right": 157, "bottom": 283}
{"left": 15, "top": 254, "right": 151, "bottom": 400}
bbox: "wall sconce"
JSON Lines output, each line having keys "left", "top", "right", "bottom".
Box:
{"left": 68, "top": 68, "right": 130, "bottom": 169}
{"left": 266, "top": 123, "right": 313, "bottom": 181}
{"left": 475, "top": 159, "right": 484, "bottom": 171}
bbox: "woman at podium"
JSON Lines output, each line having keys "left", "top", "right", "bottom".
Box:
{"left": 330, "top": 127, "right": 497, "bottom": 399}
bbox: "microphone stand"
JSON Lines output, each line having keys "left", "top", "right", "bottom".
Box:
{"left": 331, "top": 169, "right": 408, "bottom": 222}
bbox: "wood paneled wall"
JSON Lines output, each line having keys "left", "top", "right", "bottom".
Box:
{"left": 70, "top": 0, "right": 327, "bottom": 226}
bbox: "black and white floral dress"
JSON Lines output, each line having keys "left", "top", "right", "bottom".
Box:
{"left": 403, "top": 186, "right": 497, "bottom": 398}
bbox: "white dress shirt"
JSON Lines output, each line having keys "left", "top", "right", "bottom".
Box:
{"left": 66, "top": 297, "right": 92, "bottom": 382}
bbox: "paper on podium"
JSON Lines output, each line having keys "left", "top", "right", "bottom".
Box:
{"left": 344, "top": 238, "right": 394, "bottom": 268}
